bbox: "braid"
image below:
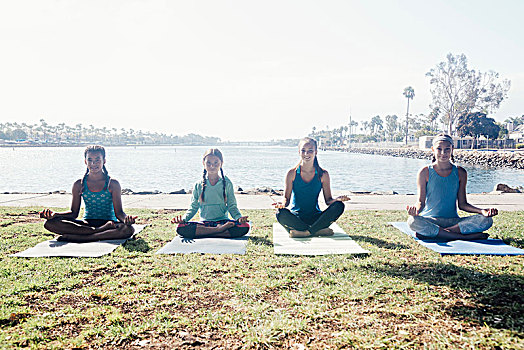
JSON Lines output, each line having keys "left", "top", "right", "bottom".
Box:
{"left": 102, "top": 165, "right": 110, "bottom": 189}
{"left": 220, "top": 168, "right": 227, "bottom": 203}
{"left": 80, "top": 168, "right": 89, "bottom": 195}
{"left": 200, "top": 169, "right": 207, "bottom": 202}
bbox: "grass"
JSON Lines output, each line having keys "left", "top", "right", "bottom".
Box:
{"left": 0, "top": 207, "right": 523, "bottom": 349}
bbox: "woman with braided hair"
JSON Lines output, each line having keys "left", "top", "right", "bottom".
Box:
{"left": 407, "top": 134, "right": 497, "bottom": 240}
{"left": 40, "top": 145, "right": 137, "bottom": 242}
{"left": 172, "top": 148, "right": 249, "bottom": 239}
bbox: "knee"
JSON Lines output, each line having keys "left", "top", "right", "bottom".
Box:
{"left": 330, "top": 200, "right": 345, "bottom": 214}
{"left": 44, "top": 218, "right": 59, "bottom": 232}
{"left": 407, "top": 215, "right": 418, "bottom": 231}
{"left": 121, "top": 224, "right": 135, "bottom": 238}
{"left": 276, "top": 208, "right": 290, "bottom": 220}
{"left": 479, "top": 215, "right": 493, "bottom": 229}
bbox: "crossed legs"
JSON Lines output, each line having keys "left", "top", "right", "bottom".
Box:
{"left": 276, "top": 201, "right": 345, "bottom": 237}
{"left": 44, "top": 218, "right": 134, "bottom": 242}
{"left": 407, "top": 215, "right": 493, "bottom": 240}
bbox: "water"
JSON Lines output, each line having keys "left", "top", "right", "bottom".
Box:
{"left": 0, "top": 146, "right": 522, "bottom": 194}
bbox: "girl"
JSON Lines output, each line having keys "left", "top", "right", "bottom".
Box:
{"left": 406, "top": 134, "right": 498, "bottom": 240}
{"left": 171, "top": 148, "right": 249, "bottom": 239}
{"left": 273, "top": 137, "right": 349, "bottom": 237}
{"left": 40, "top": 145, "right": 136, "bottom": 242}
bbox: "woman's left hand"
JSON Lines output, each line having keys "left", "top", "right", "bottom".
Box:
{"left": 238, "top": 216, "right": 249, "bottom": 223}
{"left": 335, "top": 195, "right": 350, "bottom": 202}
{"left": 481, "top": 208, "right": 498, "bottom": 217}
{"left": 124, "top": 215, "right": 137, "bottom": 225}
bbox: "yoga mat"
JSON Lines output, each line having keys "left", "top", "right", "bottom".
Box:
{"left": 156, "top": 234, "right": 250, "bottom": 255}
{"left": 390, "top": 222, "right": 524, "bottom": 256}
{"left": 12, "top": 224, "right": 146, "bottom": 258}
{"left": 273, "top": 222, "right": 369, "bottom": 256}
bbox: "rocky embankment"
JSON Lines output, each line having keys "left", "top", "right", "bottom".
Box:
{"left": 343, "top": 148, "right": 524, "bottom": 170}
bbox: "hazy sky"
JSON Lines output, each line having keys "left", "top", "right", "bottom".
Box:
{"left": 1, "top": 0, "right": 522, "bottom": 141}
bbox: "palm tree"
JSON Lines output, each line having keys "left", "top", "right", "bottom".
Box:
{"left": 403, "top": 86, "right": 415, "bottom": 145}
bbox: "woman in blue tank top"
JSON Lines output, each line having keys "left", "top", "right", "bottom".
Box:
{"left": 274, "top": 137, "right": 350, "bottom": 237}
{"left": 406, "top": 134, "right": 498, "bottom": 240}
{"left": 40, "top": 145, "right": 137, "bottom": 242}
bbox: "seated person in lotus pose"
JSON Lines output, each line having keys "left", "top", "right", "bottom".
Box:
{"left": 273, "top": 137, "right": 349, "bottom": 237}
{"left": 171, "top": 148, "right": 249, "bottom": 239}
{"left": 407, "top": 134, "right": 498, "bottom": 240}
{"left": 40, "top": 145, "right": 136, "bottom": 242}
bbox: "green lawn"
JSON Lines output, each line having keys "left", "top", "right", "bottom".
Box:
{"left": 1, "top": 207, "right": 523, "bottom": 349}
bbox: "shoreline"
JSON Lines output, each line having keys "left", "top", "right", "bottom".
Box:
{"left": 1, "top": 192, "right": 522, "bottom": 211}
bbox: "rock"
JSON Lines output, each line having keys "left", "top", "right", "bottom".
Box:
{"left": 134, "top": 190, "right": 162, "bottom": 195}
{"left": 493, "top": 183, "right": 521, "bottom": 193}
{"left": 236, "top": 186, "right": 243, "bottom": 192}
{"left": 169, "top": 189, "right": 186, "bottom": 194}
{"left": 121, "top": 188, "right": 134, "bottom": 195}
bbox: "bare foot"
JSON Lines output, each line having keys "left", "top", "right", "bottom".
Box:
{"left": 289, "top": 229, "right": 311, "bottom": 238}
{"left": 315, "top": 228, "right": 334, "bottom": 236}
{"left": 95, "top": 221, "right": 116, "bottom": 233}
{"left": 216, "top": 221, "right": 235, "bottom": 232}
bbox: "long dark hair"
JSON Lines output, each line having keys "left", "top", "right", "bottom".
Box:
{"left": 81, "top": 145, "right": 109, "bottom": 193}
{"left": 200, "top": 148, "right": 227, "bottom": 203}
{"left": 295, "top": 137, "right": 325, "bottom": 179}
{"left": 431, "top": 133, "right": 455, "bottom": 163}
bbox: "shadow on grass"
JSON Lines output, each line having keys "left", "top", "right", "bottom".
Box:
{"left": 248, "top": 236, "right": 273, "bottom": 246}
{"left": 350, "top": 235, "right": 410, "bottom": 250}
{"left": 123, "top": 238, "right": 151, "bottom": 253}
{"left": 501, "top": 237, "right": 524, "bottom": 249}
{"left": 365, "top": 261, "right": 524, "bottom": 332}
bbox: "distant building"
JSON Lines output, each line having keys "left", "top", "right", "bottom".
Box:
{"left": 419, "top": 135, "right": 475, "bottom": 149}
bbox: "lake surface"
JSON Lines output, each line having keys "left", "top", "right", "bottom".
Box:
{"left": 0, "top": 146, "right": 522, "bottom": 194}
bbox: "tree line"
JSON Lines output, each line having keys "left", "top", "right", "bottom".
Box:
{"left": 0, "top": 119, "right": 220, "bottom": 145}
{"left": 311, "top": 53, "right": 522, "bottom": 147}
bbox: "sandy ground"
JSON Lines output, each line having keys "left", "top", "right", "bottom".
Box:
{"left": 0, "top": 192, "right": 522, "bottom": 211}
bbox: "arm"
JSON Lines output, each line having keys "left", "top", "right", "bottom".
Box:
{"left": 225, "top": 178, "right": 246, "bottom": 222}
{"left": 109, "top": 179, "right": 136, "bottom": 225}
{"left": 456, "top": 167, "right": 498, "bottom": 217}
{"left": 273, "top": 168, "right": 295, "bottom": 209}
{"left": 321, "top": 171, "right": 350, "bottom": 205}
{"left": 40, "top": 180, "right": 82, "bottom": 219}
{"left": 407, "top": 167, "right": 428, "bottom": 216}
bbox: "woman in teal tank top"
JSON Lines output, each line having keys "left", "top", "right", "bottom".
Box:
{"left": 274, "top": 137, "right": 350, "bottom": 237}
{"left": 406, "top": 134, "right": 498, "bottom": 240}
{"left": 40, "top": 145, "right": 137, "bottom": 242}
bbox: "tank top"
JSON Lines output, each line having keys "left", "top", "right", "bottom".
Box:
{"left": 82, "top": 176, "right": 118, "bottom": 221}
{"left": 419, "top": 164, "right": 459, "bottom": 218}
{"left": 290, "top": 166, "right": 322, "bottom": 217}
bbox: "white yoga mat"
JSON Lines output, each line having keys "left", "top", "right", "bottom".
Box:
{"left": 273, "top": 222, "right": 369, "bottom": 256}
{"left": 156, "top": 234, "right": 250, "bottom": 255}
{"left": 12, "top": 224, "right": 146, "bottom": 258}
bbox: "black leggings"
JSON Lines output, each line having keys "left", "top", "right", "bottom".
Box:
{"left": 176, "top": 220, "right": 250, "bottom": 239}
{"left": 276, "top": 201, "right": 344, "bottom": 234}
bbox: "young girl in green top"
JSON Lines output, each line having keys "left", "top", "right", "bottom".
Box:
{"left": 40, "top": 145, "right": 137, "bottom": 242}
{"left": 171, "top": 148, "right": 249, "bottom": 239}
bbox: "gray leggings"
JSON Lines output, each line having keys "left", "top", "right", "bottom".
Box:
{"left": 407, "top": 215, "right": 493, "bottom": 238}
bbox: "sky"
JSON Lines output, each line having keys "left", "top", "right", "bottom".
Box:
{"left": 0, "top": 0, "right": 523, "bottom": 141}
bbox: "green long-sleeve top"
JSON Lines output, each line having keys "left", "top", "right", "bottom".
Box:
{"left": 182, "top": 176, "right": 243, "bottom": 222}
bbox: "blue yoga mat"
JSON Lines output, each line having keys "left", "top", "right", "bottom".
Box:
{"left": 389, "top": 222, "right": 524, "bottom": 256}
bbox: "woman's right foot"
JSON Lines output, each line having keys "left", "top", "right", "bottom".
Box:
{"left": 95, "top": 221, "right": 116, "bottom": 233}
{"left": 289, "top": 229, "right": 311, "bottom": 238}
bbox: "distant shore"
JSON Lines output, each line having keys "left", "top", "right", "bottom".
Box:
{"left": 330, "top": 147, "right": 524, "bottom": 170}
